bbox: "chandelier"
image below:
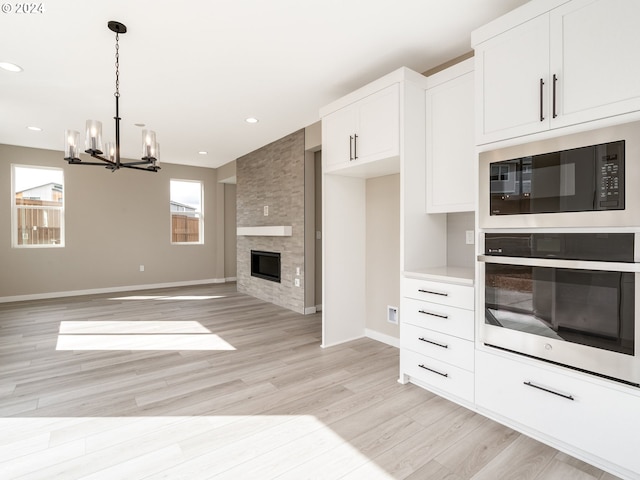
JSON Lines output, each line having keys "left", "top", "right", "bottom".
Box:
{"left": 63, "top": 21, "right": 160, "bottom": 172}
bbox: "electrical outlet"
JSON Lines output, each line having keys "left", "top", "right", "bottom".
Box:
{"left": 294, "top": 278, "right": 300, "bottom": 287}
{"left": 316, "top": 231, "right": 321, "bottom": 240}
{"left": 263, "top": 205, "right": 269, "bottom": 216}
{"left": 139, "top": 265, "right": 145, "bottom": 272}
{"left": 465, "top": 230, "right": 475, "bottom": 245}
{"left": 296, "top": 267, "right": 300, "bottom": 276}
{"left": 387, "top": 305, "right": 398, "bottom": 324}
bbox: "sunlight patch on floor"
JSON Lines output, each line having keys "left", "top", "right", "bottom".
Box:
{"left": 0, "top": 416, "right": 393, "bottom": 479}
{"left": 56, "top": 321, "right": 235, "bottom": 351}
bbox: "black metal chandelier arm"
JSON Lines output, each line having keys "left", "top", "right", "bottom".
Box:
{"left": 121, "top": 164, "right": 161, "bottom": 172}
{"left": 65, "top": 158, "right": 113, "bottom": 167}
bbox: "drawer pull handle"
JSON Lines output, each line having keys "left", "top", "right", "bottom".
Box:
{"left": 418, "top": 309, "right": 448, "bottom": 319}
{"left": 524, "top": 381, "right": 574, "bottom": 401}
{"left": 418, "top": 289, "right": 448, "bottom": 297}
{"left": 418, "top": 364, "right": 448, "bottom": 377}
{"left": 418, "top": 337, "right": 448, "bottom": 349}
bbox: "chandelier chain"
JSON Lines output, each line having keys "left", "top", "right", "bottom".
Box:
{"left": 114, "top": 32, "right": 120, "bottom": 98}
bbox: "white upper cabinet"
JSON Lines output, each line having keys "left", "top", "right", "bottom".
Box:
{"left": 473, "top": 0, "right": 640, "bottom": 145}
{"left": 322, "top": 83, "right": 400, "bottom": 177}
{"left": 475, "top": 13, "right": 550, "bottom": 143}
{"left": 549, "top": 0, "right": 640, "bottom": 128}
{"left": 425, "top": 59, "right": 475, "bottom": 213}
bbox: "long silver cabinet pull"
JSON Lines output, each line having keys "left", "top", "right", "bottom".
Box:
{"left": 418, "top": 364, "right": 448, "bottom": 377}
{"left": 418, "top": 288, "right": 448, "bottom": 297}
{"left": 524, "top": 381, "right": 574, "bottom": 401}
{"left": 353, "top": 134, "right": 358, "bottom": 159}
{"left": 349, "top": 135, "right": 354, "bottom": 161}
{"left": 418, "top": 337, "right": 448, "bottom": 349}
{"left": 418, "top": 309, "right": 449, "bottom": 319}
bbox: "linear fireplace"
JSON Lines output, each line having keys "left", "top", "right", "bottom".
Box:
{"left": 251, "top": 250, "right": 281, "bottom": 283}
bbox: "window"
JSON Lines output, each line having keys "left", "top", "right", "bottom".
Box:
{"left": 12, "top": 165, "right": 65, "bottom": 248}
{"left": 170, "top": 179, "right": 203, "bottom": 244}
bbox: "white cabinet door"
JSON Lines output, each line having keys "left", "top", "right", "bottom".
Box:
{"left": 476, "top": 13, "right": 550, "bottom": 144}
{"left": 356, "top": 83, "right": 400, "bottom": 163}
{"left": 323, "top": 105, "right": 356, "bottom": 171}
{"left": 476, "top": 350, "right": 640, "bottom": 477}
{"left": 550, "top": 0, "right": 640, "bottom": 128}
{"left": 426, "top": 69, "right": 475, "bottom": 213}
{"left": 323, "top": 84, "right": 400, "bottom": 174}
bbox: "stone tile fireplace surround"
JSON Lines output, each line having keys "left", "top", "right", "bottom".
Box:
{"left": 236, "top": 130, "right": 305, "bottom": 314}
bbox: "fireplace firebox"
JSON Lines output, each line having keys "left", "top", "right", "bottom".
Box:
{"left": 251, "top": 250, "right": 281, "bottom": 283}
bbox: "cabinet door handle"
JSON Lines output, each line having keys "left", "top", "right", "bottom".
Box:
{"left": 349, "top": 135, "right": 354, "bottom": 161}
{"left": 418, "top": 288, "right": 448, "bottom": 297}
{"left": 418, "top": 337, "right": 448, "bottom": 349}
{"left": 418, "top": 309, "right": 449, "bottom": 319}
{"left": 539, "top": 78, "right": 545, "bottom": 122}
{"left": 353, "top": 134, "right": 358, "bottom": 159}
{"left": 552, "top": 74, "right": 558, "bottom": 119}
{"left": 418, "top": 364, "right": 448, "bottom": 377}
{"left": 524, "top": 381, "right": 574, "bottom": 401}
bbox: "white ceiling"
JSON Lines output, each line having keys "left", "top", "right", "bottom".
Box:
{"left": 0, "top": 0, "right": 528, "bottom": 169}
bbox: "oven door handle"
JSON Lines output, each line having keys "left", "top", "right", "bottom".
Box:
{"left": 477, "top": 255, "right": 640, "bottom": 272}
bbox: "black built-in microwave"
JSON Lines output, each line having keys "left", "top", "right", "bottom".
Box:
{"left": 489, "top": 140, "right": 624, "bottom": 216}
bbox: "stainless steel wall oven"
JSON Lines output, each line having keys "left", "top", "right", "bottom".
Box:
{"left": 479, "top": 121, "right": 640, "bottom": 386}
{"left": 479, "top": 232, "right": 640, "bottom": 386}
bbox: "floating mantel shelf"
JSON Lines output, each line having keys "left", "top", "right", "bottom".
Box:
{"left": 237, "top": 226, "right": 293, "bottom": 237}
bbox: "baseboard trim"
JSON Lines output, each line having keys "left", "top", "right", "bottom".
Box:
{"left": 365, "top": 329, "right": 400, "bottom": 348}
{"left": 315, "top": 304, "right": 323, "bottom": 312}
{"left": 304, "top": 306, "right": 317, "bottom": 315}
{"left": 0, "top": 278, "right": 230, "bottom": 304}
{"left": 320, "top": 334, "right": 365, "bottom": 349}
{"left": 225, "top": 277, "right": 237, "bottom": 282}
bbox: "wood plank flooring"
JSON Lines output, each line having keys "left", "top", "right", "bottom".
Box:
{"left": 0, "top": 283, "right": 621, "bottom": 479}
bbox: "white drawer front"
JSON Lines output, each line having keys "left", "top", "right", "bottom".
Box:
{"left": 402, "top": 277, "right": 474, "bottom": 310}
{"left": 402, "top": 349, "right": 474, "bottom": 403}
{"left": 476, "top": 350, "right": 640, "bottom": 476}
{"left": 401, "top": 323, "right": 474, "bottom": 372}
{"left": 401, "top": 297, "right": 474, "bottom": 340}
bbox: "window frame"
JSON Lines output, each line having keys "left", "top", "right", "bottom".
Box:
{"left": 11, "top": 164, "right": 65, "bottom": 249}
{"left": 169, "top": 178, "right": 204, "bottom": 245}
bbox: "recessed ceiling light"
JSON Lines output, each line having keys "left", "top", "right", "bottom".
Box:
{"left": 245, "top": 117, "right": 259, "bottom": 124}
{"left": 0, "top": 62, "right": 23, "bottom": 72}
{"left": 26, "top": 126, "right": 42, "bottom": 131}
{"left": 134, "top": 123, "right": 145, "bottom": 127}
{"left": 198, "top": 151, "right": 208, "bottom": 155}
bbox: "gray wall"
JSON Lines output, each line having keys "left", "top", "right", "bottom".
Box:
{"left": 236, "top": 130, "right": 306, "bottom": 314}
{"left": 224, "top": 183, "right": 237, "bottom": 279}
{"left": 446, "top": 211, "right": 475, "bottom": 268}
{"left": 366, "top": 174, "right": 400, "bottom": 339}
{"left": 0, "top": 144, "right": 226, "bottom": 299}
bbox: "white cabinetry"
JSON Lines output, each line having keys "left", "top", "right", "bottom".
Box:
{"left": 400, "top": 275, "right": 475, "bottom": 405}
{"left": 323, "top": 83, "right": 400, "bottom": 176}
{"left": 425, "top": 58, "right": 475, "bottom": 213}
{"left": 320, "top": 68, "right": 431, "bottom": 347}
{"left": 473, "top": 0, "right": 640, "bottom": 144}
{"left": 476, "top": 350, "right": 640, "bottom": 479}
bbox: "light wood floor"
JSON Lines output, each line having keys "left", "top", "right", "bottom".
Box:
{"left": 0, "top": 283, "right": 621, "bottom": 479}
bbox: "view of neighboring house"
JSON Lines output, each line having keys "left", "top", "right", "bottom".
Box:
{"left": 15, "top": 182, "right": 63, "bottom": 246}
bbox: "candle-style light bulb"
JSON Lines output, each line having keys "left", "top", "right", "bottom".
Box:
{"left": 64, "top": 129, "right": 80, "bottom": 160}
{"left": 142, "top": 129, "right": 156, "bottom": 159}
{"left": 85, "top": 120, "right": 103, "bottom": 153}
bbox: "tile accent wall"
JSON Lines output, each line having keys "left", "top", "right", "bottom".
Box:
{"left": 236, "top": 129, "right": 305, "bottom": 313}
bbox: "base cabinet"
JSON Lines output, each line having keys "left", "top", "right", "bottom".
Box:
{"left": 400, "top": 276, "right": 475, "bottom": 405}
{"left": 476, "top": 349, "right": 640, "bottom": 479}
